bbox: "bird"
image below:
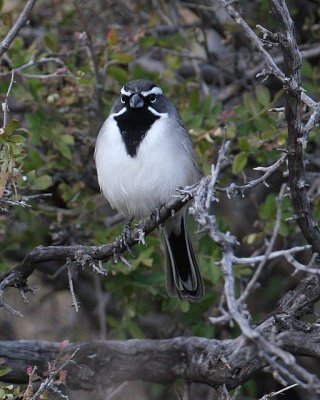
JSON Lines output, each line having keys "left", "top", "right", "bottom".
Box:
{"left": 95, "top": 79, "right": 204, "bottom": 301}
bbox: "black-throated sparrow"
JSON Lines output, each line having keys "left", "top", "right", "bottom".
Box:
{"left": 95, "top": 79, "right": 204, "bottom": 301}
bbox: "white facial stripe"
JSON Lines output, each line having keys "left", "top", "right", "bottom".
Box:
{"left": 141, "top": 86, "right": 163, "bottom": 97}
{"left": 148, "top": 106, "right": 168, "bottom": 117}
{"left": 121, "top": 87, "right": 131, "bottom": 96}
{"left": 111, "top": 107, "right": 126, "bottom": 117}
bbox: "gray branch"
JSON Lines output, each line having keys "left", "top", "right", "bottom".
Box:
{"left": 0, "top": 274, "right": 319, "bottom": 391}
{"left": 0, "top": 0, "right": 38, "bottom": 58}
{"left": 267, "top": 0, "right": 320, "bottom": 254}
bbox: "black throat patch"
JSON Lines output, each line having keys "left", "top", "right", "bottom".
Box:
{"left": 114, "top": 107, "right": 160, "bottom": 157}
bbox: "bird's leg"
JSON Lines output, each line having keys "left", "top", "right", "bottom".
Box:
{"left": 150, "top": 205, "right": 163, "bottom": 224}
{"left": 116, "top": 217, "right": 135, "bottom": 257}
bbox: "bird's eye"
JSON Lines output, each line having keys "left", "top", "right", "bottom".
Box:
{"left": 148, "top": 93, "right": 156, "bottom": 103}
{"left": 121, "top": 95, "right": 127, "bottom": 104}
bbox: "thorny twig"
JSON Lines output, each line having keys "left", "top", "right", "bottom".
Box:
{"left": 218, "top": 153, "right": 287, "bottom": 198}
{"left": 29, "top": 347, "right": 79, "bottom": 400}
{"left": 193, "top": 140, "right": 320, "bottom": 391}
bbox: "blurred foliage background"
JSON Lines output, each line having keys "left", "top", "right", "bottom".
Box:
{"left": 0, "top": 0, "right": 320, "bottom": 398}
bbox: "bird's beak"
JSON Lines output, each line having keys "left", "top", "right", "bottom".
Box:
{"left": 130, "top": 93, "right": 144, "bottom": 109}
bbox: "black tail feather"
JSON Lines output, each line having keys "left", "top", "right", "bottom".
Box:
{"left": 163, "top": 216, "right": 204, "bottom": 301}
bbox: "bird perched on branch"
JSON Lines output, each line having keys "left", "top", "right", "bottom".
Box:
{"left": 95, "top": 79, "right": 204, "bottom": 301}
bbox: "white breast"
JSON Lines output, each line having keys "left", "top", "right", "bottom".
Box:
{"left": 95, "top": 115, "right": 198, "bottom": 218}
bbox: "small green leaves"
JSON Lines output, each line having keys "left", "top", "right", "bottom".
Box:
{"left": 232, "top": 152, "right": 248, "bottom": 174}
{"left": 6, "top": 119, "right": 20, "bottom": 135}
{"left": 255, "top": 86, "right": 271, "bottom": 107}
{"left": 27, "top": 171, "right": 52, "bottom": 190}
{"left": 43, "top": 32, "right": 58, "bottom": 52}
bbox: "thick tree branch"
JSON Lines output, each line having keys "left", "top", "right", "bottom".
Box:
{"left": 213, "top": 0, "right": 320, "bottom": 259}
{"left": 0, "top": 184, "right": 198, "bottom": 314}
{"left": 268, "top": 0, "right": 320, "bottom": 254}
{"left": 0, "top": 274, "right": 319, "bottom": 391}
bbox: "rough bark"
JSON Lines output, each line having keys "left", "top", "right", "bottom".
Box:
{"left": 0, "top": 275, "right": 319, "bottom": 391}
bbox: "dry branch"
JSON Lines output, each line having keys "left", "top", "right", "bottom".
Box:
{"left": 0, "top": 274, "right": 319, "bottom": 391}
{"left": 0, "top": 0, "right": 38, "bottom": 58}
{"left": 268, "top": 0, "right": 320, "bottom": 253}
{"left": 215, "top": 0, "right": 320, "bottom": 252}
{"left": 0, "top": 184, "right": 197, "bottom": 314}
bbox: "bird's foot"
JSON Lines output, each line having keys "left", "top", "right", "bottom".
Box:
{"left": 150, "top": 205, "right": 163, "bottom": 224}
{"left": 117, "top": 219, "right": 135, "bottom": 257}
{"left": 176, "top": 183, "right": 199, "bottom": 202}
{"left": 134, "top": 224, "right": 146, "bottom": 245}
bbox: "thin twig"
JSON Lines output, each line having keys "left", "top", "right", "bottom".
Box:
{"left": 214, "top": 0, "right": 318, "bottom": 111}
{"left": 30, "top": 348, "right": 79, "bottom": 400}
{"left": 239, "top": 183, "right": 286, "bottom": 303}
{"left": 286, "top": 253, "right": 320, "bottom": 275}
{"left": 67, "top": 260, "right": 79, "bottom": 312}
{"left": 0, "top": 0, "right": 38, "bottom": 58}
{"left": 218, "top": 153, "right": 287, "bottom": 198}
{"left": 105, "top": 382, "right": 129, "bottom": 400}
{"left": 2, "top": 70, "right": 15, "bottom": 129}
{"left": 73, "top": 1, "right": 105, "bottom": 126}
{"left": 259, "top": 383, "right": 299, "bottom": 399}
{"left": 232, "top": 245, "right": 311, "bottom": 265}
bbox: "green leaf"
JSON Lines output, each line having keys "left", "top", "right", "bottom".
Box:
{"left": 140, "top": 36, "right": 157, "bottom": 49}
{"left": 8, "top": 134, "right": 25, "bottom": 143}
{"left": 255, "top": 86, "right": 270, "bottom": 107}
{"left": 61, "top": 134, "right": 74, "bottom": 145}
{"left": 0, "top": 366, "right": 12, "bottom": 377}
{"left": 201, "top": 95, "right": 212, "bottom": 115}
{"left": 239, "top": 137, "right": 250, "bottom": 152}
{"left": 131, "top": 63, "right": 159, "bottom": 81}
{"left": 110, "top": 52, "right": 133, "bottom": 65}
{"left": 126, "top": 320, "right": 144, "bottom": 338}
{"left": 107, "top": 65, "right": 128, "bottom": 85}
{"left": 243, "top": 92, "right": 260, "bottom": 118}
{"left": 58, "top": 141, "right": 72, "bottom": 159}
{"left": 180, "top": 301, "right": 190, "bottom": 313}
{"left": 189, "top": 89, "right": 200, "bottom": 111}
{"left": 44, "top": 32, "right": 58, "bottom": 52}
{"left": 225, "top": 124, "right": 236, "bottom": 139}
{"left": 232, "top": 152, "right": 248, "bottom": 174}
{"left": 32, "top": 174, "right": 52, "bottom": 190}
{"left": 260, "top": 193, "right": 276, "bottom": 219}
{"left": 6, "top": 119, "right": 19, "bottom": 135}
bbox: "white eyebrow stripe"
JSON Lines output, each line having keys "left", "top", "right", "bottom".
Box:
{"left": 121, "top": 87, "right": 132, "bottom": 96}
{"left": 111, "top": 107, "right": 126, "bottom": 117}
{"left": 141, "top": 86, "right": 163, "bottom": 97}
{"left": 148, "top": 106, "right": 168, "bottom": 117}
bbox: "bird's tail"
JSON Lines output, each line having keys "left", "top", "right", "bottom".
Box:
{"left": 162, "top": 212, "right": 204, "bottom": 301}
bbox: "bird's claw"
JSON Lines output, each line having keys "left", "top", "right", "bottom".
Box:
{"left": 176, "top": 184, "right": 197, "bottom": 201}
{"left": 151, "top": 205, "right": 163, "bottom": 224}
{"left": 134, "top": 225, "right": 146, "bottom": 245}
{"left": 117, "top": 219, "right": 135, "bottom": 257}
